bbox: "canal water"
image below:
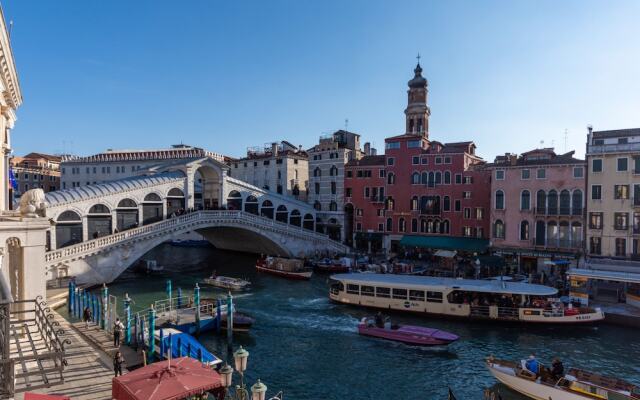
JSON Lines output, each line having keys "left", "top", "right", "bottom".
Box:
{"left": 81, "top": 244, "right": 640, "bottom": 399}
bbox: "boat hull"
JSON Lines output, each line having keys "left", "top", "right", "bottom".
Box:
{"left": 315, "top": 265, "right": 350, "bottom": 273}
{"left": 357, "top": 324, "right": 458, "bottom": 346}
{"left": 256, "top": 264, "right": 312, "bottom": 280}
{"left": 487, "top": 363, "right": 593, "bottom": 400}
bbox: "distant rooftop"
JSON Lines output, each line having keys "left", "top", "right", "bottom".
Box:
{"left": 346, "top": 155, "right": 385, "bottom": 167}
{"left": 490, "top": 148, "right": 584, "bottom": 167}
{"left": 592, "top": 128, "right": 640, "bottom": 139}
{"left": 62, "top": 145, "right": 225, "bottom": 163}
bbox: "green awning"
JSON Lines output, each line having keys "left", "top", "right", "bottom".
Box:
{"left": 399, "top": 235, "right": 489, "bottom": 253}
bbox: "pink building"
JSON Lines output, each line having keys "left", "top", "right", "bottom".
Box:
{"left": 487, "top": 149, "right": 586, "bottom": 273}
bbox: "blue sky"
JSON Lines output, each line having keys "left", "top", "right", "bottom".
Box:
{"left": 3, "top": 0, "right": 640, "bottom": 161}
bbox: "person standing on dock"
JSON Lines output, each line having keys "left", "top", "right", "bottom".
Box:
{"left": 83, "top": 306, "right": 92, "bottom": 328}
{"left": 113, "top": 351, "right": 125, "bottom": 377}
{"left": 113, "top": 318, "right": 125, "bottom": 347}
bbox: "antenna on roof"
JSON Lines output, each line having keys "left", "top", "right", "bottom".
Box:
{"left": 344, "top": 118, "right": 349, "bottom": 131}
{"left": 539, "top": 140, "right": 544, "bottom": 148}
{"left": 564, "top": 129, "right": 568, "bottom": 152}
{"left": 8, "top": 20, "right": 13, "bottom": 38}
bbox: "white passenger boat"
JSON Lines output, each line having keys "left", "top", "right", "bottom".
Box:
{"left": 202, "top": 276, "right": 251, "bottom": 291}
{"left": 486, "top": 356, "right": 640, "bottom": 399}
{"left": 328, "top": 273, "right": 605, "bottom": 324}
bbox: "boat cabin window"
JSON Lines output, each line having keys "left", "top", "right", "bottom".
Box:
{"left": 392, "top": 288, "right": 408, "bottom": 300}
{"left": 361, "top": 285, "right": 375, "bottom": 297}
{"left": 346, "top": 284, "right": 360, "bottom": 295}
{"left": 409, "top": 290, "right": 425, "bottom": 301}
{"left": 427, "top": 291, "right": 443, "bottom": 303}
{"left": 376, "top": 287, "right": 390, "bottom": 298}
{"left": 330, "top": 280, "right": 344, "bottom": 295}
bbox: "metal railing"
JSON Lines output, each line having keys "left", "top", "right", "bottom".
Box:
{"left": 588, "top": 142, "right": 640, "bottom": 154}
{"left": 45, "top": 210, "right": 349, "bottom": 265}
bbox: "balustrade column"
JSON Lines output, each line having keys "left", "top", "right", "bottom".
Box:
{"left": 111, "top": 211, "right": 118, "bottom": 234}
{"left": 82, "top": 216, "right": 89, "bottom": 242}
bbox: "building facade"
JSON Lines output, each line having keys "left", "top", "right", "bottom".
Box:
{"left": 61, "top": 144, "right": 224, "bottom": 189}
{"left": 307, "top": 130, "right": 366, "bottom": 242}
{"left": 488, "top": 148, "right": 586, "bottom": 273}
{"left": 227, "top": 141, "right": 308, "bottom": 201}
{"left": 346, "top": 63, "right": 491, "bottom": 253}
{"left": 10, "top": 152, "right": 61, "bottom": 198}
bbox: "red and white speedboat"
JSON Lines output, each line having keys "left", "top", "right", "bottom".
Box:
{"left": 314, "top": 257, "right": 351, "bottom": 273}
{"left": 256, "top": 256, "right": 313, "bottom": 280}
{"left": 358, "top": 318, "right": 459, "bottom": 346}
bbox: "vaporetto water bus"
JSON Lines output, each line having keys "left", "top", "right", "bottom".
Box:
{"left": 329, "top": 274, "right": 605, "bottom": 324}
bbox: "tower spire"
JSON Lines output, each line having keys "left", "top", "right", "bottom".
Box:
{"left": 404, "top": 61, "right": 430, "bottom": 137}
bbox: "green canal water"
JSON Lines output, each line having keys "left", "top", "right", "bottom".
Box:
{"left": 71, "top": 244, "right": 640, "bottom": 399}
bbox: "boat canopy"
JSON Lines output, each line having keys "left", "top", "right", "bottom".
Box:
{"left": 568, "top": 268, "right": 640, "bottom": 284}
{"left": 330, "top": 273, "right": 558, "bottom": 296}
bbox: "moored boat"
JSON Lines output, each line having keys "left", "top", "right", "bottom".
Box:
{"left": 486, "top": 356, "right": 640, "bottom": 400}
{"left": 202, "top": 275, "right": 251, "bottom": 291}
{"left": 358, "top": 317, "right": 458, "bottom": 346}
{"left": 256, "top": 256, "right": 313, "bottom": 280}
{"left": 329, "top": 273, "right": 605, "bottom": 324}
{"left": 135, "top": 259, "right": 164, "bottom": 274}
{"left": 314, "top": 257, "right": 351, "bottom": 273}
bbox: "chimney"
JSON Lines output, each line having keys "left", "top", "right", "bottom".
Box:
{"left": 271, "top": 142, "right": 278, "bottom": 157}
{"left": 364, "top": 142, "right": 371, "bottom": 156}
{"left": 371, "top": 147, "right": 377, "bottom": 156}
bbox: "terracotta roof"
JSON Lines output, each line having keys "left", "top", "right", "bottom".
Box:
{"left": 346, "top": 155, "right": 385, "bottom": 167}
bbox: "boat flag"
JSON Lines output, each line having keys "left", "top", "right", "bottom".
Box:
{"left": 8, "top": 167, "right": 17, "bottom": 190}
{"left": 448, "top": 387, "right": 457, "bottom": 400}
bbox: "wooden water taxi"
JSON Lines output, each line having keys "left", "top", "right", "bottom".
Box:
{"left": 256, "top": 256, "right": 313, "bottom": 280}
{"left": 329, "top": 273, "right": 604, "bottom": 324}
{"left": 202, "top": 275, "right": 251, "bottom": 291}
{"left": 486, "top": 356, "right": 640, "bottom": 399}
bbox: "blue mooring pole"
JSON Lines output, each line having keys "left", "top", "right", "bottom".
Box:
{"left": 148, "top": 305, "right": 156, "bottom": 361}
{"left": 133, "top": 314, "right": 139, "bottom": 348}
{"left": 124, "top": 293, "right": 132, "bottom": 345}
{"left": 194, "top": 283, "right": 201, "bottom": 336}
{"left": 226, "top": 291, "right": 234, "bottom": 343}
{"left": 101, "top": 283, "right": 108, "bottom": 330}
{"left": 177, "top": 287, "right": 182, "bottom": 309}
{"left": 75, "top": 288, "right": 80, "bottom": 318}
{"left": 167, "top": 332, "right": 173, "bottom": 360}
{"left": 166, "top": 279, "right": 172, "bottom": 310}
{"left": 159, "top": 328, "right": 165, "bottom": 359}
{"left": 68, "top": 280, "right": 73, "bottom": 313}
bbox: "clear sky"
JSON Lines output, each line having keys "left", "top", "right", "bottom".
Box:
{"left": 3, "top": 0, "right": 640, "bottom": 161}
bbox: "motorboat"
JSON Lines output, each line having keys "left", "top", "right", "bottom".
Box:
{"left": 256, "top": 256, "right": 313, "bottom": 280}
{"left": 486, "top": 356, "right": 640, "bottom": 399}
{"left": 202, "top": 275, "right": 251, "bottom": 291}
{"left": 314, "top": 257, "right": 351, "bottom": 273}
{"left": 358, "top": 317, "right": 459, "bottom": 346}
{"left": 136, "top": 259, "right": 164, "bottom": 274}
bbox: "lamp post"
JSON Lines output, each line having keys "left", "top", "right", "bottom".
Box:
{"left": 220, "top": 347, "right": 281, "bottom": 400}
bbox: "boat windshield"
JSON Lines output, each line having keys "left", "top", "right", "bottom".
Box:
{"left": 329, "top": 279, "right": 344, "bottom": 295}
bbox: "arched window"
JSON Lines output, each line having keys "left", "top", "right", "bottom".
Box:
{"left": 547, "top": 221, "right": 558, "bottom": 245}
{"left": 314, "top": 167, "right": 321, "bottom": 177}
{"left": 411, "top": 196, "right": 419, "bottom": 211}
{"left": 495, "top": 190, "right": 505, "bottom": 210}
{"left": 548, "top": 190, "right": 558, "bottom": 215}
{"left": 428, "top": 172, "right": 435, "bottom": 187}
{"left": 387, "top": 173, "right": 395, "bottom": 185}
{"left": 411, "top": 172, "right": 420, "bottom": 184}
{"left": 536, "top": 190, "right": 546, "bottom": 214}
{"left": 167, "top": 188, "right": 184, "bottom": 197}
{"left": 117, "top": 198, "right": 137, "bottom": 208}
{"left": 444, "top": 171, "right": 451, "bottom": 184}
{"left": 434, "top": 220, "right": 441, "bottom": 234}
{"left": 442, "top": 220, "right": 450, "bottom": 234}
{"left": 89, "top": 204, "right": 110, "bottom": 214}
{"left": 420, "top": 219, "right": 427, "bottom": 233}
{"left": 559, "top": 221, "right": 570, "bottom": 247}
{"left": 289, "top": 209, "right": 301, "bottom": 226}
{"left": 386, "top": 197, "right": 395, "bottom": 211}
{"left": 57, "top": 210, "right": 81, "bottom": 222}
{"left": 329, "top": 201, "right": 338, "bottom": 211}
{"left": 521, "top": 190, "right": 530, "bottom": 210}
{"left": 411, "top": 218, "right": 418, "bottom": 233}
{"left": 435, "top": 171, "right": 442, "bottom": 184}
{"left": 572, "top": 190, "right": 583, "bottom": 216}
{"left": 386, "top": 218, "right": 393, "bottom": 232}
{"left": 313, "top": 201, "right": 321, "bottom": 211}
{"left": 443, "top": 196, "right": 450, "bottom": 211}
{"left": 494, "top": 220, "right": 505, "bottom": 238}
{"left": 571, "top": 222, "right": 582, "bottom": 246}
{"left": 275, "top": 205, "right": 288, "bottom": 223}
{"left": 144, "top": 193, "right": 162, "bottom": 202}
{"left": 421, "top": 172, "right": 428, "bottom": 185}
{"left": 329, "top": 165, "right": 338, "bottom": 176}
{"left": 560, "top": 190, "right": 571, "bottom": 215}
{"left": 261, "top": 200, "right": 274, "bottom": 219}
{"left": 520, "top": 220, "right": 529, "bottom": 240}
{"left": 303, "top": 214, "right": 314, "bottom": 231}
{"left": 398, "top": 218, "right": 406, "bottom": 232}
{"left": 427, "top": 220, "right": 434, "bottom": 233}
{"left": 244, "top": 195, "right": 259, "bottom": 215}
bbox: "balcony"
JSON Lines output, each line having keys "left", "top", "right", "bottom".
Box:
{"left": 370, "top": 196, "right": 384, "bottom": 203}
{"left": 534, "top": 207, "right": 584, "bottom": 217}
{"left": 588, "top": 142, "right": 640, "bottom": 154}
{"left": 532, "top": 238, "right": 583, "bottom": 250}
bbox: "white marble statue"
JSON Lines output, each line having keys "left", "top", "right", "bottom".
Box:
{"left": 19, "top": 188, "right": 47, "bottom": 217}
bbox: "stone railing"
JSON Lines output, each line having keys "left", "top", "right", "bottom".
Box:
{"left": 45, "top": 210, "right": 348, "bottom": 264}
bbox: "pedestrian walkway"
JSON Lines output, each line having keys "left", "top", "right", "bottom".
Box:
{"left": 70, "top": 322, "right": 143, "bottom": 370}
{"left": 13, "top": 312, "right": 116, "bottom": 400}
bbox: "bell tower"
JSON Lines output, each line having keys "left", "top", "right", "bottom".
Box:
{"left": 404, "top": 57, "right": 430, "bottom": 138}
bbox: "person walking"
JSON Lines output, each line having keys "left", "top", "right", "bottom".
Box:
{"left": 113, "top": 351, "right": 125, "bottom": 377}
{"left": 113, "top": 318, "right": 125, "bottom": 347}
{"left": 82, "top": 306, "right": 92, "bottom": 328}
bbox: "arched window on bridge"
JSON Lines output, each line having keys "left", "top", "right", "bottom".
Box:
{"left": 289, "top": 210, "right": 301, "bottom": 227}
{"left": 329, "top": 201, "right": 338, "bottom": 211}
{"left": 227, "top": 190, "right": 242, "bottom": 211}
{"left": 56, "top": 210, "right": 83, "bottom": 249}
{"left": 260, "top": 200, "right": 274, "bottom": 219}
{"left": 116, "top": 198, "right": 138, "bottom": 232}
{"left": 244, "top": 195, "right": 259, "bottom": 215}
{"left": 166, "top": 188, "right": 185, "bottom": 217}
{"left": 275, "top": 205, "right": 288, "bottom": 223}
{"left": 313, "top": 201, "right": 321, "bottom": 211}
{"left": 303, "top": 213, "right": 314, "bottom": 231}
{"left": 142, "top": 193, "right": 163, "bottom": 225}
{"left": 88, "top": 204, "right": 112, "bottom": 239}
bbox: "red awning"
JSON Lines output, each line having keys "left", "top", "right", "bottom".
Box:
{"left": 24, "top": 394, "right": 71, "bottom": 400}
{"left": 112, "top": 357, "right": 223, "bottom": 400}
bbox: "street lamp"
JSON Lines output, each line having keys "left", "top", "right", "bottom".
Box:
{"left": 220, "top": 364, "right": 233, "bottom": 390}
{"left": 234, "top": 346, "right": 249, "bottom": 373}
{"left": 251, "top": 380, "right": 267, "bottom": 400}
{"left": 221, "top": 347, "right": 281, "bottom": 400}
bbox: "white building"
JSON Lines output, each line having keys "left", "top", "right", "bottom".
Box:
{"left": 227, "top": 141, "right": 309, "bottom": 201}
{"left": 61, "top": 144, "right": 225, "bottom": 189}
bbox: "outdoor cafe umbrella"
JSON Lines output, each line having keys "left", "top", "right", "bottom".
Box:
{"left": 112, "top": 357, "right": 223, "bottom": 400}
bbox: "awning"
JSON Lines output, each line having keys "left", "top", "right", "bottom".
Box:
{"left": 434, "top": 249, "right": 457, "bottom": 258}
{"left": 400, "top": 235, "right": 489, "bottom": 253}
{"left": 112, "top": 357, "right": 223, "bottom": 400}
{"left": 544, "top": 260, "right": 571, "bottom": 266}
{"left": 25, "top": 394, "right": 70, "bottom": 400}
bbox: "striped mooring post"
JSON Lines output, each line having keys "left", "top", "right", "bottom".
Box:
{"left": 101, "top": 283, "right": 108, "bottom": 330}
{"left": 148, "top": 304, "right": 156, "bottom": 360}
{"left": 194, "top": 283, "right": 201, "bottom": 336}
{"left": 124, "top": 293, "right": 132, "bottom": 345}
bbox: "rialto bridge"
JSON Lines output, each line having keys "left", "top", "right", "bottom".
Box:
{"left": 43, "top": 157, "right": 349, "bottom": 285}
